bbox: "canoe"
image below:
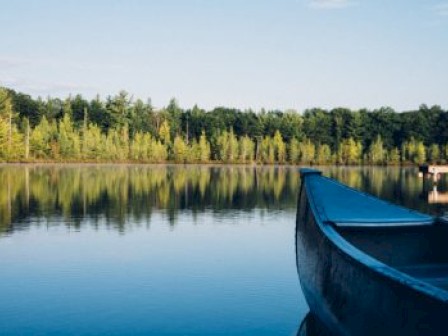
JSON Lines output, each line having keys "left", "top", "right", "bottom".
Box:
{"left": 297, "top": 312, "right": 332, "bottom": 336}
{"left": 296, "top": 169, "right": 448, "bottom": 336}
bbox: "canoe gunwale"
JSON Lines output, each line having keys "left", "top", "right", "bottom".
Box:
{"left": 302, "top": 173, "right": 448, "bottom": 303}
{"left": 329, "top": 221, "right": 434, "bottom": 228}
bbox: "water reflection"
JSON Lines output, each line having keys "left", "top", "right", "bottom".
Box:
{"left": 0, "top": 165, "right": 300, "bottom": 235}
{"left": 324, "top": 166, "right": 448, "bottom": 217}
{"left": 427, "top": 185, "right": 448, "bottom": 204}
{"left": 297, "top": 313, "right": 332, "bottom": 336}
{"left": 1, "top": 165, "right": 447, "bottom": 235}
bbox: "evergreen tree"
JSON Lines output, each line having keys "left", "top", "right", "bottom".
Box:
{"left": 299, "top": 138, "right": 315, "bottom": 164}
{"left": 59, "top": 113, "right": 80, "bottom": 159}
{"left": 387, "top": 147, "right": 401, "bottom": 165}
{"left": 173, "top": 135, "right": 188, "bottom": 163}
{"left": 428, "top": 144, "right": 440, "bottom": 163}
{"left": 288, "top": 138, "right": 300, "bottom": 164}
{"left": 368, "top": 135, "right": 385, "bottom": 165}
{"left": 217, "top": 129, "right": 239, "bottom": 163}
{"left": 316, "top": 144, "right": 332, "bottom": 165}
{"left": 198, "top": 131, "right": 211, "bottom": 163}
{"left": 414, "top": 141, "right": 426, "bottom": 164}
{"left": 338, "top": 138, "right": 363, "bottom": 165}
{"left": 273, "top": 130, "right": 286, "bottom": 163}
{"left": 83, "top": 124, "right": 103, "bottom": 160}
{"left": 260, "top": 136, "right": 275, "bottom": 164}
{"left": 238, "top": 135, "right": 255, "bottom": 163}
{"left": 30, "top": 117, "right": 52, "bottom": 158}
{"left": 158, "top": 120, "right": 171, "bottom": 145}
{"left": 0, "top": 88, "right": 23, "bottom": 159}
{"left": 151, "top": 139, "right": 168, "bottom": 162}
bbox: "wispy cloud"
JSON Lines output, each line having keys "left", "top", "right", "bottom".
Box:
{"left": 308, "top": 0, "right": 355, "bottom": 9}
{"left": 433, "top": 3, "right": 448, "bottom": 16}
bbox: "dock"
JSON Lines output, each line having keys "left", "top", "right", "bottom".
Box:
{"left": 418, "top": 165, "right": 448, "bottom": 181}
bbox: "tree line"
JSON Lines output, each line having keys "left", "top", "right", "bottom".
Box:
{"left": 1, "top": 86, "right": 447, "bottom": 165}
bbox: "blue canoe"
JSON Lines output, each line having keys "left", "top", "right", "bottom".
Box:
{"left": 296, "top": 169, "right": 448, "bottom": 336}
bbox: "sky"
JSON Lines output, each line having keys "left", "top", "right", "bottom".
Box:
{"left": 0, "top": 0, "right": 447, "bottom": 111}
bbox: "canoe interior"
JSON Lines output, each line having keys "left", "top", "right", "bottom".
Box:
{"left": 337, "top": 223, "right": 448, "bottom": 292}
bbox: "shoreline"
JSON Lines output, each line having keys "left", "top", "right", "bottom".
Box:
{"left": 0, "top": 161, "right": 418, "bottom": 168}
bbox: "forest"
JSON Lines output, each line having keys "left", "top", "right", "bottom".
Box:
{"left": 0, "top": 86, "right": 447, "bottom": 165}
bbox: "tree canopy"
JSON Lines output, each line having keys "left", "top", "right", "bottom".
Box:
{"left": 1, "top": 86, "right": 447, "bottom": 165}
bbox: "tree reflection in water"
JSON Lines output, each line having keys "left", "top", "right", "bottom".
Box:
{"left": 0, "top": 165, "right": 443, "bottom": 235}
{"left": 0, "top": 165, "right": 300, "bottom": 235}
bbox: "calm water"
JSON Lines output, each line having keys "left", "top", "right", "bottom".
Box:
{"left": 0, "top": 165, "right": 445, "bottom": 335}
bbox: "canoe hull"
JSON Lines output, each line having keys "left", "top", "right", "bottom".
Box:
{"left": 296, "top": 176, "right": 448, "bottom": 335}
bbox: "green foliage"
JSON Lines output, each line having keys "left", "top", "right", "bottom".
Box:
{"left": 288, "top": 138, "right": 300, "bottom": 164}
{"left": 217, "top": 129, "right": 239, "bottom": 163}
{"left": 316, "top": 144, "right": 332, "bottom": 165}
{"left": 172, "top": 135, "right": 188, "bottom": 163}
{"left": 299, "top": 139, "right": 315, "bottom": 164}
{"left": 197, "top": 132, "right": 211, "bottom": 163}
{"left": 337, "top": 138, "right": 363, "bottom": 165}
{"left": 30, "top": 117, "right": 52, "bottom": 158}
{"left": 415, "top": 141, "right": 426, "bottom": 165}
{"left": 238, "top": 135, "right": 255, "bottom": 163}
{"left": 83, "top": 124, "right": 103, "bottom": 160}
{"left": 273, "top": 130, "right": 286, "bottom": 163}
{"left": 387, "top": 147, "right": 401, "bottom": 165}
{"left": 158, "top": 120, "right": 171, "bottom": 145}
{"left": 59, "top": 114, "right": 80, "bottom": 159}
{"left": 368, "top": 135, "right": 386, "bottom": 165}
{"left": 2, "top": 85, "right": 448, "bottom": 165}
{"left": 0, "top": 88, "right": 24, "bottom": 160}
{"left": 428, "top": 144, "right": 440, "bottom": 163}
{"left": 260, "top": 136, "right": 275, "bottom": 164}
{"left": 401, "top": 137, "right": 426, "bottom": 164}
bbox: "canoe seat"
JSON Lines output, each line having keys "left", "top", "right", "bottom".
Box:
{"left": 397, "top": 263, "right": 448, "bottom": 291}
{"left": 307, "top": 174, "right": 434, "bottom": 227}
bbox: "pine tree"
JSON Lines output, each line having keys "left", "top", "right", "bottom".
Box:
{"left": 173, "top": 135, "right": 188, "bottom": 163}
{"left": 316, "top": 144, "right": 332, "bottom": 165}
{"left": 428, "top": 144, "right": 440, "bottom": 164}
{"left": 387, "top": 147, "right": 401, "bottom": 165}
{"left": 414, "top": 141, "right": 426, "bottom": 164}
{"left": 30, "top": 117, "right": 52, "bottom": 158}
{"left": 0, "top": 88, "right": 23, "bottom": 159}
{"left": 59, "top": 113, "right": 79, "bottom": 159}
{"left": 198, "top": 131, "right": 211, "bottom": 163}
{"left": 273, "top": 130, "right": 286, "bottom": 163}
{"left": 299, "top": 138, "right": 315, "bottom": 164}
{"left": 260, "top": 136, "right": 275, "bottom": 164}
{"left": 158, "top": 120, "right": 171, "bottom": 145}
{"left": 288, "top": 138, "right": 300, "bottom": 164}
{"left": 227, "top": 129, "right": 238, "bottom": 163}
{"left": 217, "top": 129, "right": 239, "bottom": 163}
{"left": 368, "top": 135, "right": 385, "bottom": 165}
{"left": 238, "top": 135, "right": 254, "bottom": 163}
{"left": 338, "top": 138, "right": 362, "bottom": 165}
{"left": 83, "top": 124, "right": 103, "bottom": 160}
{"left": 130, "top": 132, "right": 144, "bottom": 161}
{"left": 151, "top": 139, "right": 168, "bottom": 162}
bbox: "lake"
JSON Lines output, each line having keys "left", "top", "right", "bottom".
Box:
{"left": 0, "top": 165, "right": 444, "bottom": 335}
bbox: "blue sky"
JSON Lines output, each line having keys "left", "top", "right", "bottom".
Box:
{"left": 0, "top": 0, "right": 447, "bottom": 111}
